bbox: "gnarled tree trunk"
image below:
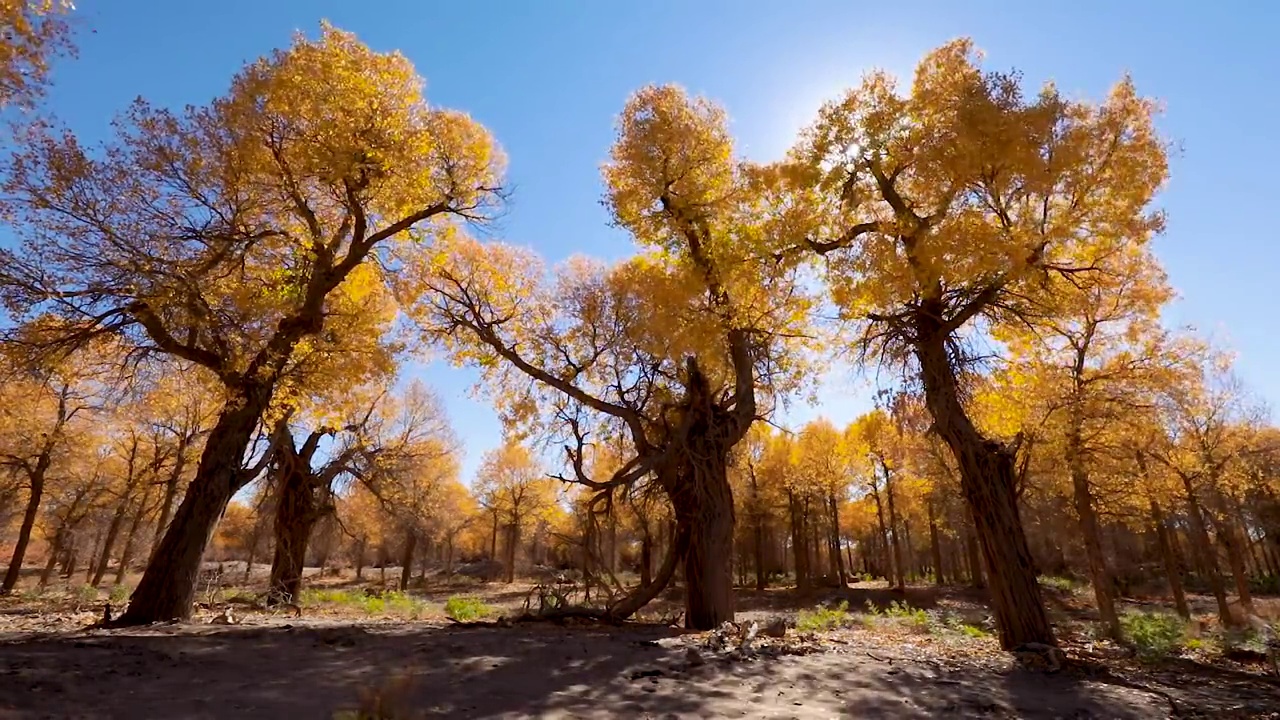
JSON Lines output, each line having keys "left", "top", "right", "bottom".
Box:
{"left": 268, "top": 464, "right": 323, "bottom": 605}
{"left": 917, "top": 326, "right": 1054, "bottom": 649}
{"left": 1067, "top": 425, "right": 1119, "bottom": 639}
{"left": 120, "top": 385, "right": 269, "bottom": 624}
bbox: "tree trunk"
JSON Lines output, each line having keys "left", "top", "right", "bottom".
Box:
{"left": 1217, "top": 517, "right": 1255, "bottom": 614}
{"left": 917, "top": 326, "right": 1053, "bottom": 649}
{"left": 787, "top": 490, "right": 809, "bottom": 591}
{"left": 267, "top": 458, "right": 322, "bottom": 605}
{"left": 2, "top": 470, "right": 46, "bottom": 594}
{"left": 753, "top": 519, "right": 766, "bottom": 591}
{"left": 149, "top": 449, "right": 187, "bottom": 566}
{"left": 829, "top": 493, "right": 847, "bottom": 588}
{"left": 640, "top": 523, "right": 653, "bottom": 588}
{"left": 1148, "top": 499, "right": 1190, "bottom": 619}
{"left": 399, "top": 531, "right": 416, "bottom": 592}
{"left": 119, "top": 386, "right": 269, "bottom": 625}
{"left": 881, "top": 463, "right": 906, "bottom": 591}
{"left": 928, "top": 501, "right": 945, "bottom": 586}
{"left": 670, "top": 452, "right": 735, "bottom": 630}
{"left": 40, "top": 528, "right": 64, "bottom": 588}
{"left": 505, "top": 519, "right": 519, "bottom": 584}
{"left": 1067, "top": 427, "right": 1119, "bottom": 639}
{"left": 1179, "top": 475, "right": 1233, "bottom": 625}
{"left": 92, "top": 496, "right": 132, "bottom": 587}
{"left": 489, "top": 511, "right": 499, "bottom": 561}
{"left": 355, "top": 536, "right": 367, "bottom": 581}
{"left": 964, "top": 522, "right": 985, "bottom": 589}
{"left": 114, "top": 496, "right": 150, "bottom": 585}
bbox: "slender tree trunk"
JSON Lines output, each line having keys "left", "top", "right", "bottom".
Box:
{"left": 882, "top": 463, "right": 906, "bottom": 591}
{"left": 399, "top": 531, "right": 416, "bottom": 592}
{"left": 2, "top": 470, "right": 46, "bottom": 594}
{"left": 355, "top": 537, "right": 367, "bottom": 580}
{"left": 85, "top": 529, "right": 103, "bottom": 584}
{"left": 114, "top": 495, "right": 150, "bottom": 585}
{"left": 965, "top": 521, "right": 985, "bottom": 589}
{"left": 92, "top": 496, "right": 132, "bottom": 587}
{"left": 870, "top": 484, "right": 891, "bottom": 583}
{"left": 149, "top": 449, "right": 187, "bottom": 566}
{"left": 788, "top": 490, "right": 809, "bottom": 591}
{"left": 40, "top": 528, "right": 64, "bottom": 588}
{"left": 1067, "top": 426, "right": 1119, "bottom": 639}
{"left": 1149, "top": 498, "right": 1190, "bottom": 619}
{"left": 505, "top": 518, "right": 519, "bottom": 584}
{"left": 1217, "top": 517, "right": 1255, "bottom": 614}
{"left": 928, "top": 501, "right": 945, "bottom": 586}
{"left": 640, "top": 522, "right": 654, "bottom": 587}
{"left": 1179, "top": 476, "right": 1233, "bottom": 625}
{"left": 829, "top": 494, "right": 846, "bottom": 587}
{"left": 120, "top": 386, "right": 270, "bottom": 625}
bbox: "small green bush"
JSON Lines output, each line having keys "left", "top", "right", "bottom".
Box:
{"left": 797, "top": 600, "right": 852, "bottom": 632}
{"left": 1038, "top": 575, "right": 1079, "bottom": 592}
{"left": 1120, "top": 610, "right": 1188, "bottom": 661}
{"left": 444, "top": 595, "right": 491, "bottom": 622}
{"left": 75, "top": 584, "right": 99, "bottom": 604}
{"left": 884, "top": 600, "right": 931, "bottom": 631}
{"left": 107, "top": 585, "right": 130, "bottom": 604}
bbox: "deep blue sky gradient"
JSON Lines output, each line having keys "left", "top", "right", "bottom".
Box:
{"left": 35, "top": 0, "right": 1280, "bottom": 484}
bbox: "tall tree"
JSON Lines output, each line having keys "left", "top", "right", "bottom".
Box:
{"left": 0, "top": 24, "right": 505, "bottom": 622}
{"left": 0, "top": 0, "right": 73, "bottom": 110}
{"left": 779, "top": 40, "right": 1167, "bottom": 648}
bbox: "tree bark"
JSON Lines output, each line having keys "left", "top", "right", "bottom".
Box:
{"left": 355, "top": 536, "right": 367, "bottom": 580}
{"left": 268, "top": 468, "right": 321, "bottom": 604}
{"left": 1148, "top": 498, "right": 1190, "bottom": 619}
{"left": 1066, "top": 425, "right": 1119, "bottom": 639}
{"left": 40, "top": 528, "right": 64, "bottom": 588}
{"left": 917, "top": 325, "right": 1053, "bottom": 649}
{"left": 879, "top": 460, "right": 907, "bottom": 591}
{"left": 928, "top": 501, "right": 945, "bottom": 586}
{"left": 1176, "top": 474, "right": 1233, "bottom": 624}
{"left": 399, "top": 530, "right": 416, "bottom": 592}
{"left": 787, "top": 490, "right": 810, "bottom": 591}
{"left": 670, "top": 451, "right": 735, "bottom": 630}
{"left": 114, "top": 495, "right": 150, "bottom": 585}
{"left": 505, "top": 518, "right": 519, "bottom": 583}
{"left": 92, "top": 495, "right": 132, "bottom": 587}
{"left": 1216, "top": 514, "right": 1255, "bottom": 615}
{"left": 119, "top": 385, "right": 270, "bottom": 624}
{"left": 0, "top": 468, "right": 43, "bottom": 591}
{"left": 149, "top": 447, "right": 188, "bottom": 566}
{"left": 829, "top": 493, "right": 847, "bottom": 588}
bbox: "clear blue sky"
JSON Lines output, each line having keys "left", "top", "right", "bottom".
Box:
{"left": 41, "top": 0, "right": 1280, "bottom": 485}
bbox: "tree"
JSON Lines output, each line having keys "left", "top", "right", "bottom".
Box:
{"left": 0, "top": 24, "right": 505, "bottom": 622}
{"left": 0, "top": 1, "right": 73, "bottom": 110}
{"left": 411, "top": 86, "right": 811, "bottom": 628}
{"left": 779, "top": 40, "right": 1167, "bottom": 648}
{"left": 474, "top": 443, "right": 557, "bottom": 583}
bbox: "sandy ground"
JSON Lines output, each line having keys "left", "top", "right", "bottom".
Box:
{"left": 2, "top": 618, "right": 1271, "bottom": 720}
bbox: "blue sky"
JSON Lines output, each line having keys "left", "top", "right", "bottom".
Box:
{"left": 40, "top": 0, "right": 1280, "bottom": 485}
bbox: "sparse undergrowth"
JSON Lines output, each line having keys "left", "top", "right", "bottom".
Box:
{"left": 796, "top": 599, "right": 989, "bottom": 640}
{"left": 443, "top": 595, "right": 492, "bottom": 622}
{"left": 300, "top": 589, "right": 430, "bottom": 619}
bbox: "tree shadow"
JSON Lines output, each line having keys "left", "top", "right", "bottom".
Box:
{"left": 0, "top": 621, "right": 1234, "bottom": 719}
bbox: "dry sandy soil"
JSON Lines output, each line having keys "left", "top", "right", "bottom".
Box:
{"left": 2, "top": 568, "right": 1278, "bottom": 719}
{"left": 2, "top": 617, "right": 1278, "bottom": 719}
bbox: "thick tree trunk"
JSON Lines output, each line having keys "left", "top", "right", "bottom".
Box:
{"left": 355, "top": 537, "right": 367, "bottom": 581}
{"left": 489, "top": 511, "right": 499, "bottom": 561}
{"left": 267, "top": 459, "right": 322, "bottom": 605}
{"left": 917, "top": 327, "right": 1053, "bottom": 649}
{"left": 119, "top": 387, "right": 268, "bottom": 625}
{"left": 928, "top": 502, "right": 945, "bottom": 586}
{"left": 399, "top": 531, "right": 416, "bottom": 592}
{"left": 1149, "top": 499, "right": 1190, "bottom": 619}
{"left": 671, "top": 453, "right": 735, "bottom": 630}
{"left": 2, "top": 470, "right": 46, "bottom": 594}
{"left": 1067, "top": 427, "right": 1119, "bottom": 639}
{"left": 1179, "top": 476, "right": 1233, "bottom": 625}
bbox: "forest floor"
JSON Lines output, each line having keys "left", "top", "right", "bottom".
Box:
{"left": 1, "top": 564, "right": 1279, "bottom": 719}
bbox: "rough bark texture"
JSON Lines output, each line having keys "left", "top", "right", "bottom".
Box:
{"left": 673, "top": 452, "right": 735, "bottom": 630}
{"left": 1, "top": 471, "right": 44, "bottom": 593}
{"left": 268, "top": 475, "right": 321, "bottom": 604}
{"left": 119, "top": 386, "right": 269, "bottom": 625}
{"left": 917, "top": 326, "right": 1054, "bottom": 649}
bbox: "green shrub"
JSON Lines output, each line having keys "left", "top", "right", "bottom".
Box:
{"left": 1038, "top": 575, "right": 1079, "bottom": 592}
{"left": 797, "top": 600, "right": 852, "bottom": 632}
{"left": 1120, "top": 610, "right": 1188, "bottom": 661}
{"left": 107, "top": 585, "right": 130, "bottom": 604}
{"left": 959, "top": 623, "right": 990, "bottom": 639}
{"left": 444, "top": 595, "right": 491, "bottom": 622}
{"left": 75, "top": 584, "right": 99, "bottom": 604}
{"left": 884, "top": 600, "right": 931, "bottom": 631}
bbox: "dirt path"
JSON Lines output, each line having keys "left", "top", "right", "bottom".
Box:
{"left": 0, "top": 620, "right": 1236, "bottom": 719}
